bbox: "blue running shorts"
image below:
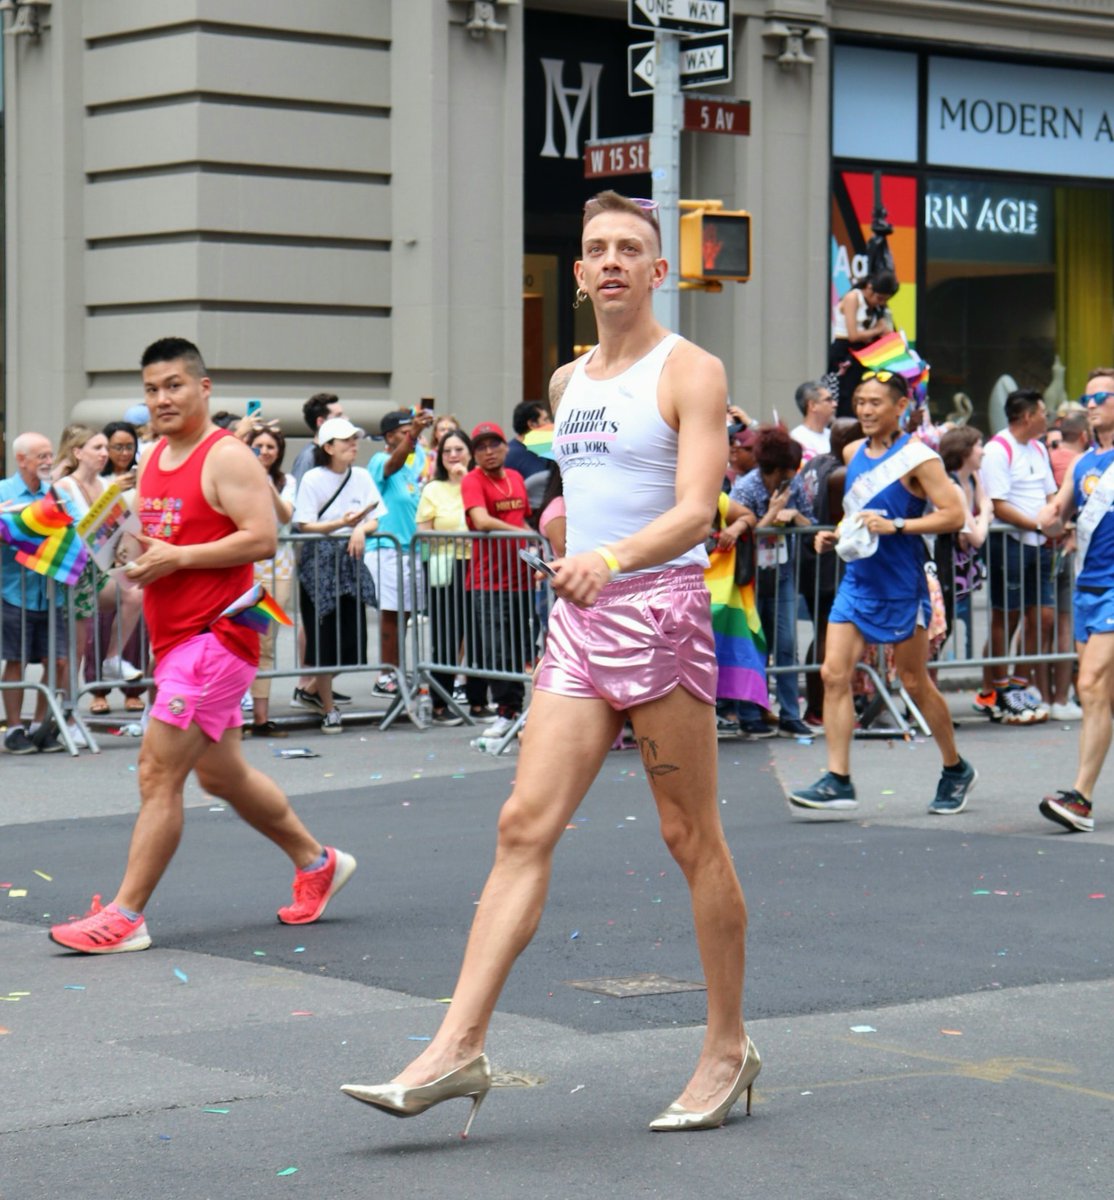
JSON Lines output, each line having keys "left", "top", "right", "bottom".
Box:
{"left": 1073, "top": 587, "right": 1114, "bottom": 644}
{"left": 828, "top": 587, "right": 929, "bottom": 644}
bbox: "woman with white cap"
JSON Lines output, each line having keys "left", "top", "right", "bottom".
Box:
{"left": 292, "top": 417, "right": 386, "bottom": 733}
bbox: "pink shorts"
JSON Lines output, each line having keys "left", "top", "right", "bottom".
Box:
{"left": 534, "top": 565, "right": 716, "bottom": 711}
{"left": 151, "top": 633, "right": 257, "bottom": 741}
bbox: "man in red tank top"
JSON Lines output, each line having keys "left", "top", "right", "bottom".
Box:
{"left": 49, "top": 338, "right": 356, "bottom": 954}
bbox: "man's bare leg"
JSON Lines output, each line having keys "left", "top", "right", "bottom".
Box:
{"left": 194, "top": 728, "right": 323, "bottom": 866}
{"left": 391, "top": 690, "right": 622, "bottom": 1085}
{"left": 822, "top": 622, "right": 866, "bottom": 776}
{"left": 115, "top": 721, "right": 322, "bottom": 913}
{"left": 630, "top": 685, "right": 749, "bottom": 1110}
{"left": 114, "top": 719, "right": 214, "bottom": 912}
{"left": 893, "top": 627, "right": 960, "bottom": 765}
{"left": 1073, "top": 633, "right": 1114, "bottom": 799}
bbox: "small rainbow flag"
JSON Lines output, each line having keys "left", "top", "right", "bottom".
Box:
{"left": 851, "top": 330, "right": 926, "bottom": 380}
{"left": 220, "top": 583, "right": 293, "bottom": 633}
{"left": 704, "top": 546, "right": 768, "bottom": 708}
{"left": 0, "top": 489, "right": 89, "bottom": 586}
{"left": 522, "top": 428, "right": 555, "bottom": 460}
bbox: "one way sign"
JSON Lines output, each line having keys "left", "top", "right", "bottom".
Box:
{"left": 628, "top": 31, "right": 732, "bottom": 97}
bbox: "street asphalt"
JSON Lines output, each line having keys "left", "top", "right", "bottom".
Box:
{"left": 1, "top": 684, "right": 1111, "bottom": 1199}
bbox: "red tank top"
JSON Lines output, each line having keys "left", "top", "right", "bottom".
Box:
{"left": 139, "top": 428, "right": 259, "bottom": 665}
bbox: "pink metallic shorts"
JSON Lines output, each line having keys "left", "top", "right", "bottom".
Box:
{"left": 534, "top": 565, "right": 716, "bottom": 711}
{"left": 151, "top": 632, "right": 257, "bottom": 742}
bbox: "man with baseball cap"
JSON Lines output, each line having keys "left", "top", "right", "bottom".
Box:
{"left": 461, "top": 420, "right": 532, "bottom": 737}
{"left": 367, "top": 407, "right": 433, "bottom": 697}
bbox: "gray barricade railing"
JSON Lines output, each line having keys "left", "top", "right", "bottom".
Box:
{"left": 748, "top": 521, "right": 1079, "bottom": 738}
{"left": 60, "top": 530, "right": 416, "bottom": 741}
{"left": 0, "top": 549, "right": 80, "bottom": 756}
{"left": 410, "top": 530, "right": 548, "bottom": 746}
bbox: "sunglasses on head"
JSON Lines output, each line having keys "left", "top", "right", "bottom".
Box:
{"left": 583, "top": 196, "right": 661, "bottom": 226}
{"left": 1082, "top": 392, "right": 1114, "bottom": 406}
{"left": 861, "top": 370, "right": 909, "bottom": 395}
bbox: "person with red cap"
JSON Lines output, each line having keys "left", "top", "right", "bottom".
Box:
{"left": 459, "top": 420, "right": 531, "bottom": 737}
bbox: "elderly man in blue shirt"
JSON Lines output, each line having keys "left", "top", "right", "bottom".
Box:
{"left": 1, "top": 431, "right": 70, "bottom": 753}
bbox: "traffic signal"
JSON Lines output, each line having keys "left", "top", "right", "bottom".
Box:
{"left": 680, "top": 204, "right": 752, "bottom": 283}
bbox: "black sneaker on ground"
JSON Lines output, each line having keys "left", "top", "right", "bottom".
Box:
{"left": 321, "top": 709, "right": 343, "bottom": 734}
{"left": 4, "top": 726, "right": 37, "bottom": 755}
{"left": 716, "top": 714, "right": 741, "bottom": 738}
{"left": 777, "top": 716, "right": 815, "bottom": 738}
{"left": 1039, "top": 789, "right": 1094, "bottom": 833}
{"left": 36, "top": 729, "right": 65, "bottom": 753}
{"left": 332, "top": 688, "right": 352, "bottom": 705}
{"left": 929, "top": 760, "right": 977, "bottom": 814}
{"left": 740, "top": 718, "right": 776, "bottom": 740}
{"left": 431, "top": 709, "right": 465, "bottom": 727}
{"left": 291, "top": 687, "right": 326, "bottom": 713}
{"left": 789, "top": 772, "right": 858, "bottom": 811}
{"left": 246, "top": 720, "right": 288, "bottom": 738}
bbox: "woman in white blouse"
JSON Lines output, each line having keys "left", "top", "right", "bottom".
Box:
{"left": 292, "top": 418, "right": 385, "bottom": 733}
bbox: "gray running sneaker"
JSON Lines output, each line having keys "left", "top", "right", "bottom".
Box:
{"left": 789, "top": 772, "right": 858, "bottom": 811}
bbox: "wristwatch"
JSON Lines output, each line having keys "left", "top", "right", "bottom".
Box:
{"left": 892, "top": 517, "right": 906, "bottom": 534}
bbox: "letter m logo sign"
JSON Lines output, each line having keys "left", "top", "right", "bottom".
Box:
{"left": 540, "top": 58, "right": 603, "bottom": 160}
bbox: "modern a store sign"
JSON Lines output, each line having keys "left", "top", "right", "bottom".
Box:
{"left": 924, "top": 179, "right": 1053, "bottom": 266}
{"left": 928, "top": 57, "right": 1114, "bottom": 178}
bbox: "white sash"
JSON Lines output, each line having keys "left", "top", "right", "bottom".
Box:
{"left": 1075, "top": 458, "right": 1114, "bottom": 572}
{"left": 842, "top": 440, "right": 937, "bottom": 518}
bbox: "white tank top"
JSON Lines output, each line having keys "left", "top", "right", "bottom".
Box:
{"left": 554, "top": 332, "right": 708, "bottom": 576}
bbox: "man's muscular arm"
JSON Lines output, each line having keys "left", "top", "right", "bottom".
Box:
{"left": 548, "top": 361, "right": 576, "bottom": 417}
{"left": 126, "top": 438, "right": 277, "bottom": 583}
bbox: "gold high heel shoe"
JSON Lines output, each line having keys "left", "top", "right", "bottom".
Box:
{"left": 648, "top": 1038, "right": 761, "bottom": 1131}
{"left": 341, "top": 1053, "right": 492, "bottom": 1138}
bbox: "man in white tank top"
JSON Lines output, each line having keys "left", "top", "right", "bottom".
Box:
{"left": 342, "top": 192, "right": 759, "bottom": 1134}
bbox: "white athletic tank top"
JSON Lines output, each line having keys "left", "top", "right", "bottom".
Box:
{"left": 554, "top": 332, "right": 708, "bottom": 576}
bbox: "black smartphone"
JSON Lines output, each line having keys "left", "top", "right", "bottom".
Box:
{"left": 419, "top": 396, "right": 436, "bottom": 411}
{"left": 518, "top": 548, "right": 555, "bottom": 578}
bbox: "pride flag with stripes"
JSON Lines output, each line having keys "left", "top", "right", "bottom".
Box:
{"left": 220, "top": 583, "right": 293, "bottom": 633}
{"left": 851, "top": 330, "right": 926, "bottom": 380}
{"left": 0, "top": 489, "right": 89, "bottom": 586}
{"left": 704, "top": 546, "right": 768, "bottom": 708}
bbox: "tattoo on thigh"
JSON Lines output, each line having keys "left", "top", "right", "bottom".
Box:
{"left": 637, "top": 735, "right": 680, "bottom": 777}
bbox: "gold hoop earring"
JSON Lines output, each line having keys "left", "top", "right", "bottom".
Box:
{"left": 572, "top": 287, "right": 588, "bottom": 310}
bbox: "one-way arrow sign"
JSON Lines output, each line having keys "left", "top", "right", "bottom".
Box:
{"left": 628, "top": 0, "right": 728, "bottom": 35}
{"left": 628, "top": 31, "right": 732, "bottom": 97}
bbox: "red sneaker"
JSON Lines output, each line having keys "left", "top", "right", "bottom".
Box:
{"left": 277, "top": 847, "right": 357, "bottom": 924}
{"left": 49, "top": 895, "right": 152, "bottom": 954}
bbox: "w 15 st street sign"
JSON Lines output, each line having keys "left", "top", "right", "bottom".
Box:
{"left": 628, "top": 32, "right": 732, "bottom": 97}
{"left": 628, "top": 0, "right": 728, "bottom": 35}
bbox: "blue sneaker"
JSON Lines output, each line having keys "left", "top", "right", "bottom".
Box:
{"left": 789, "top": 772, "right": 858, "bottom": 811}
{"left": 929, "top": 760, "right": 977, "bottom": 814}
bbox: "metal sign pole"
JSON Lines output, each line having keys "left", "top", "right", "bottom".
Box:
{"left": 651, "top": 31, "right": 682, "bottom": 331}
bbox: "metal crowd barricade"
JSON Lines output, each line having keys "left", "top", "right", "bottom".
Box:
{"left": 0, "top": 552, "right": 81, "bottom": 757}
{"left": 62, "top": 530, "right": 417, "bottom": 742}
{"left": 749, "top": 521, "right": 1079, "bottom": 741}
{"left": 410, "top": 529, "right": 548, "bottom": 750}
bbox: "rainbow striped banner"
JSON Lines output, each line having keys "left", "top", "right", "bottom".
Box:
{"left": 220, "top": 583, "right": 293, "bottom": 634}
{"left": 0, "top": 489, "right": 90, "bottom": 586}
{"left": 704, "top": 547, "right": 768, "bottom": 708}
{"left": 850, "top": 330, "right": 926, "bottom": 379}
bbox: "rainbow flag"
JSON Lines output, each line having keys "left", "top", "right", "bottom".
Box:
{"left": 0, "top": 489, "right": 90, "bottom": 586}
{"left": 523, "top": 428, "right": 555, "bottom": 460}
{"left": 851, "top": 330, "right": 926, "bottom": 380}
{"left": 704, "top": 547, "right": 768, "bottom": 707}
{"left": 220, "top": 583, "right": 293, "bottom": 633}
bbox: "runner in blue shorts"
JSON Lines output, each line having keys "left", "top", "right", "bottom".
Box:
{"left": 790, "top": 371, "right": 978, "bottom": 815}
{"left": 1033, "top": 366, "right": 1114, "bottom": 833}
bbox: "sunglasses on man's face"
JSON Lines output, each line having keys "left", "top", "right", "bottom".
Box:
{"left": 1082, "top": 392, "right": 1114, "bottom": 407}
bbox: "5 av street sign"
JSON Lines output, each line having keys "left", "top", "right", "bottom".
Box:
{"left": 628, "top": 31, "right": 732, "bottom": 97}
{"left": 628, "top": 0, "right": 728, "bottom": 35}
